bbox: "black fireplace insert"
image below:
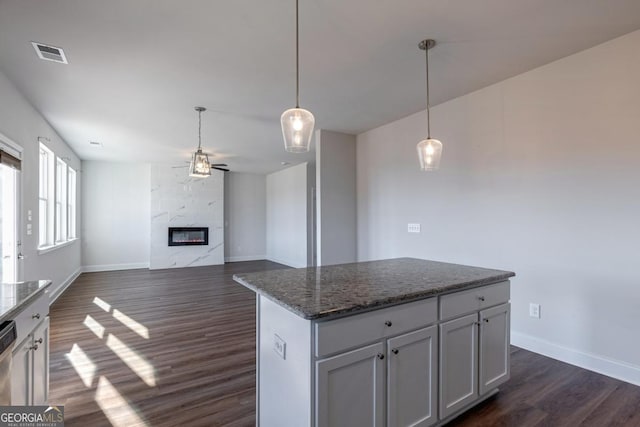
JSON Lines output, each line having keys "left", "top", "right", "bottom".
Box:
{"left": 168, "top": 227, "right": 209, "bottom": 246}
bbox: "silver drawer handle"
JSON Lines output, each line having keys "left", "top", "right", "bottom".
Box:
{"left": 483, "top": 318, "right": 489, "bottom": 323}
{"left": 29, "top": 344, "right": 38, "bottom": 351}
{"left": 377, "top": 353, "right": 385, "bottom": 360}
{"left": 384, "top": 320, "right": 392, "bottom": 327}
{"left": 478, "top": 296, "right": 485, "bottom": 302}
{"left": 35, "top": 338, "right": 43, "bottom": 344}
{"left": 32, "top": 313, "right": 40, "bottom": 320}
{"left": 391, "top": 348, "right": 399, "bottom": 355}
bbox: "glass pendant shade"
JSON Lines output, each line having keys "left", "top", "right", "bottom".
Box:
{"left": 281, "top": 108, "right": 315, "bottom": 153}
{"left": 189, "top": 149, "right": 211, "bottom": 178}
{"left": 417, "top": 138, "right": 442, "bottom": 171}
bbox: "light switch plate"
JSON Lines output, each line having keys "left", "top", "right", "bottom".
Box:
{"left": 408, "top": 223, "right": 421, "bottom": 233}
{"left": 274, "top": 334, "right": 286, "bottom": 359}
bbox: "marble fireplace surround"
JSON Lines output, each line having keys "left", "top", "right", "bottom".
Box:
{"left": 149, "top": 164, "right": 224, "bottom": 269}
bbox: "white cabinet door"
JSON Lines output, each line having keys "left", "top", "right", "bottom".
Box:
{"left": 316, "top": 342, "right": 384, "bottom": 427}
{"left": 387, "top": 325, "right": 437, "bottom": 427}
{"left": 439, "top": 313, "right": 478, "bottom": 419}
{"left": 479, "top": 303, "right": 510, "bottom": 395}
{"left": 32, "top": 318, "right": 49, "bottom": 405}
{"left": 11, "top": 336, "right": 32, "bottom": 405}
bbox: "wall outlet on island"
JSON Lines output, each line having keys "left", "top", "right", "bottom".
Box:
{"left": 274, "top": 334, "right": 286, "bottom": 360}
{"left": 408, "top": 223, "right": 421, "bottom": 233}
{"left": 529, "top": 303, "right": 541, "bottom": 319}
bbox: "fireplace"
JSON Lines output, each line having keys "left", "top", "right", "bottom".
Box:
{"left": 168, "top": 227, "right": 209, "bottom": 246}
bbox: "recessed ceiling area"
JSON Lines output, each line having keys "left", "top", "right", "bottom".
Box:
{"left": 1, "top": 0, "right": 639, "bottom": 173}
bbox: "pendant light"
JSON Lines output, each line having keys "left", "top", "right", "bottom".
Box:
{"left": 280, "top": 0, "right": 315, "bottom": 153}
{"left": 189, "top": 106, "right": 212, "bottom": 178}
{"left": 417, "top": 39, "right": 443, "bottom": 171}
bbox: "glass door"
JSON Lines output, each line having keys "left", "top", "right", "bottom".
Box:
{"left": 0, "top": 164, "right": 18, "bottom": 283}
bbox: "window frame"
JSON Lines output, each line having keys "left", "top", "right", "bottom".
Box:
{"left": 55, "top": 157, "right": 68, "bottom": 243}
{"left": 67, "top": 167, "right": 76, "bottom": 239}
{"left": 38, "top": 143, "right": 54, "bottom": 248}
{"left": 38, "top": 143, "right": 78, "bottom": 252}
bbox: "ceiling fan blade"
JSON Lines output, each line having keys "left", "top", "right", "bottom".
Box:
{"left": 212, "top": 167, "right": 230, "bottom": 172}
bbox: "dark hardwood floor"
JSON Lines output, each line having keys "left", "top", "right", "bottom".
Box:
{"left": 49, "top": 260, "right": 285, "bottom": 427}
{"left": 446, "top": 346, "right": 640, "bottom": 427}
{"left": 49, "top": 261, "right": 640, "bottom": 427}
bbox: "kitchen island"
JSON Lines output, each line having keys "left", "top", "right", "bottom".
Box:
{"left": 234, "top": 258, "right": 515, "bottom": 427}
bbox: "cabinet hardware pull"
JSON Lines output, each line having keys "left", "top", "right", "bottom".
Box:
{"left": 29, "top": 344, "right": 39, "bottom": 351}
{"left": 392, "top": 348, "right": 399, "bottom": 355}
{"left": 478, "top": 296, "right": 485, "bottom": 302}
{"left": 377, "top": 353, "right": 385, "bottom": 360}
{"left": 32, "top": 313, "right": 40, "bottom": 320}
{"left": 474, "top": 321, "right": 480, "bottom": 325}
{"left": 35, "top": 338, "right": 43, "bottom": 344}
{"left": 384, "top": 321, "right": 392, "bottom": 327}
{"left": 483, "top": 318, "right": 489, "bottom": 323}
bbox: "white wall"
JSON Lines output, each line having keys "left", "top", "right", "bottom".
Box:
{"left": 266, "top": 163, "right": 309, "bottom": 268}
{"left": 150, "top": 164, "right": 224, "bottom": 269}
{"left": 224, "top": 172, "right": 266, "bottom": 262}
{"left": 81, "top": 161, "right": 150, "bottom": 271}
{"left": 357, "top": 30, "right": 640, "bottom": 385}
{"left": 0, "top": 70, "right": 81, "bottom": 300}
{"left": 315, "top": 130, "right": 357, "bottom": 266}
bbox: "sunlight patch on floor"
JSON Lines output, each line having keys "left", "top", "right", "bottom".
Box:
{"left": 93, "top": 297, "right": 111, "bottom": 312}
{"left": 83, "top": 314, "right": 105, "bottom": 339}
{"left": 95, "top": 376, "right": 149, "bottom": 427}
{"left": 65, "top": 343, "right": 96, "bottom": 388}
{"left": 113, "top": 309, "right": 149, "bottom": 339}
{"left": 106, "top": 334, "right": 156, "bottom": 387}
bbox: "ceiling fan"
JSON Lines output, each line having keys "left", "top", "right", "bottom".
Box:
{"left": 211, "top": 163, "right": 229, "bottom": 172}
{"left": 178, "top": 161, "right": 230, "bottom": 172}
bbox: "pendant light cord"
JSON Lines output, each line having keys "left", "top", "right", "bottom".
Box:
{"left": 197, "top": 109, "right": 202, "bottom": 151}
{"left": 295, "top": 0, "right": 300, "bottom": 108}
{"left": 425, "top": 45, "right": 431, "bottom": 139}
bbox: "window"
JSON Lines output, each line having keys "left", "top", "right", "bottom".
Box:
{"left": 55, "top": 157, "right": 68, "bottom": 242}
{"left": 68, "top": 168, "right": 76, "bottom": 239}
{"left": 38, "top": 144, "right": 54, "bottom": 247}
{"left": 39, "top": 143, "right": 78, "bottom": 250}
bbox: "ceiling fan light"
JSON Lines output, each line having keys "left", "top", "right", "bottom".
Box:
{"left": 281, "top": 107, "right": 315, "bottom": 153}
{"left": 417, "top": 138, "right": 442, "bottom": 171}
{"left": 189, "top": 149, "right": 211, "bottom": 177}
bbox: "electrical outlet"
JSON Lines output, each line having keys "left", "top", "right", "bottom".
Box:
{"left": 408, "top": 223, "right": 421, "bottom": 233}
{"left": 529, "top": 303, "right": 541, "bottom": 319}
{"left": 273, "top": 334, "right": 286, "bottom": 359}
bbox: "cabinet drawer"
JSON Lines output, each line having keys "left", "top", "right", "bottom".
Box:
{"left": 440, "top": 281, "right": 510, "bottom": 321}
{"left": 14, "top": 293, "right": 49, "bottom": 345}
{"left": 315, "top": 298, "right": 437, "bottom": 358}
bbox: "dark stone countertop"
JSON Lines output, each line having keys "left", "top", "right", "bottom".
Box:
{"left": 233, "top": 258, "right": 515, "bottom": 320}
{"left": 0, "top": 280, "right": 52, "bottom": 323}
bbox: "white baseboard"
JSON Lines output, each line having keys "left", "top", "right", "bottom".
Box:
{"left": 225, "top": 255, "right": 267, "bottom": 263}
{"left": 265, "top": 256, "right": 307, "bottom": 268}
{"left": 49, "top": 267, "right": 82, "bottom": 304}
{"left": 512, "top": 330, "right": 640, "bottom": 387}
{"left": 82, "top": 262, "right": 150, "bottom": 273}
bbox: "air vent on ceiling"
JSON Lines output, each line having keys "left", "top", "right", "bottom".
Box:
{"left": 31, "top": 42, "right": 68, "bottom": 64}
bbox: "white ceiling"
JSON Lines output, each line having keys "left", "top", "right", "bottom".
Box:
{"left": 1, "top": 0, "right": 639, "bottom": 174}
